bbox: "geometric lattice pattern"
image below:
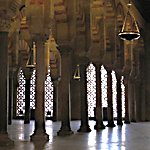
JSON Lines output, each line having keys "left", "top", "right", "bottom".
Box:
{"left": 112, "top": 70, "right": 117, "bottom": 118}
{"left": 45, "top": 68, "right": 53, "bottom": 117}
{"left": 86, "top": 64, "right": 125, "bottom": 119}
{"left": 86, "top": 63, "right": 96, "bottom": 117}
{"left": 16, "top": 69, "right": 26, "bottom": 116}
{"left": 101, "top": 65, "right": 108, "bottom": 108}
{"left": 121, "top": 76, "right": 125, "bottom": 118}
{"left": 17, "top": 67, "right": 53, "bottom": 117}
{"left": 30, "top": 69, "right": 36, "bottom": 109}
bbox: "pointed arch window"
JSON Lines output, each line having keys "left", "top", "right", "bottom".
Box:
{"left": 16, "top": 67, "right": 53, "bottom": 117}
{"left": 86, "top": 63, "right": 96, "bottom": 118}
{"left": 16, "top": 69, "right": 26, "bottom": 116}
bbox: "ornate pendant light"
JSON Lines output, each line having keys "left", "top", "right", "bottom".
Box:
{"left": 73, "top": 64, "right": 80, "bottom": 80}
{"left": 118, "top": 0, "right": 140, "bottom": 41}
{"left": 26, "top": 42, "right": 36, "bottom": 68}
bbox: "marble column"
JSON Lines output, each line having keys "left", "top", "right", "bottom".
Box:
{"left": 57, "top": 46, "right": 73, "bottom": 135}
{"left": 107, "top": 70, "right": 115, "bottom": 127}
{"left": 78, "top": 59, "right": 91, "bottom": 132}
{"left": 94, "top": 63, "right": 105, "bottom": 130}
{"left": 52, "top": 80, "right": 59, "bottom": 122}
{"left": 124, "top": 78, "right": 130, "bottom": 123}
{"left": 24, "top": 78, "right": 30, "bottom": 124}
{"left": 0, "top": 32, "right": 14, "bottom": 146}
{"left": 116, "top": 74, "right": 123, "bottom": 125}
{"left": 31, "top": 40, "right": 49, "bottom": 141}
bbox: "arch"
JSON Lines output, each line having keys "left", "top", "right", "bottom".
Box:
{"left": 18, "top": 40, "right": 30, "bottom": 53}
{"left": 86, "top": 62, "right": 96, "bottom": 118}
{"left": 16, "top": 67, "right": 54, "bottom": 117}
{"left": 116, "top": 3, "right": 125, "bottom": 29}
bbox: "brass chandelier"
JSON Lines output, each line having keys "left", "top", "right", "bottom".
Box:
{"left": 118, "top": 0, "right": 140, "bottom": 41}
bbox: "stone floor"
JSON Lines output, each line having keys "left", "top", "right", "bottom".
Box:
{"left": 1, "top": 120, "right": 150, "bottom": 150}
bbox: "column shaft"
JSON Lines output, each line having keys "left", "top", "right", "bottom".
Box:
{"left": 57, "top": 47, "right": 73, "bottom": 135}
{"left": 129, "top": 82, "right": 136, "bottom": 122}
{"left": 124, "top": 79, "right": 130, "bottom": 123}
{"left": 8, "top": 76, "right": 13, "bottom": 125}
{"left": 31, "top": 41, "right": 48, "bottom": 141}
{"left": 12, "top": 71, "right": 17, "bottom": 119}
{"left": 52, "top": 80, "right": 58, "bottom": 121}
{"left": 78, "top": 62, "right": 91, "bottom": 132}
{"left": 116, "top": 75, "right": 123, "bottom": 125}
{"left": 0, "top": 32, "right": 14, "bottom": 146}
{"left": 107, "top": 70, "right": 115, "bottom": 127}
{"left": 24, "top": 79, "right": 30, "bottom": 124}
{"left": 94, "top": 64, "right": 105, "bottom": 129}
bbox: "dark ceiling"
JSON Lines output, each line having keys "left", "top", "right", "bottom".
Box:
{"left": 131, "top": 0, "right": 150, "bottom": 22}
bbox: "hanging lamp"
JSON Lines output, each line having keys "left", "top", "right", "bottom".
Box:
{"left": 118, "top": 0, "right": 140, "bottom": 41}
{"left": 73, "top": 64, "right": 80, "bottom": 80}
{"left": 26, "top": 42, "right": 36, "bottom": 68}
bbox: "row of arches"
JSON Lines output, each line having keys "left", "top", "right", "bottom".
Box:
{"left": 16, "top": 63, "right": 125, "bottom": 120}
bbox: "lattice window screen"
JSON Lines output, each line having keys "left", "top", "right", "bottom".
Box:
{"left": 86, "top": 63, "right": 96, "bottom": 117}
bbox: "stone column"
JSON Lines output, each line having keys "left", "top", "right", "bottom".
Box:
{"left": 124, "top": 78, "right": 130, "bottom": 123}
{"left": 0, "top": 31, "right": 14, "bottom": 146}
{"left": 134, "top": 80, "right": 141, "bottom": 122}
{"left": 31, "top": 39, "right": 48, "bottom": 141}
{"left": 107, "top": 70, "right": 115, "bottom": 127}
{"left": 129, "top": 81, "right": 136, "bottom": 122}
{"left": 52, "top": 80, "right": 59, "bottom": 121}
{"left": 13, "top": 71, "right": 18, "bottom": 119}
{"left": 116, "top": 74, "right": 123, "bottom": 125}
{"left": 57, "top": 46, "right": 73, "bottom": 135}
{"left": 78, "top": 57, "right": 91, "bottom": 132}
{"left": 24, "top": 78, "right": 31, "bottom": 124}
{"left": 94, "top": 63, "right": 105, "bottom": 129}
{"left": 8, "top": 71, "right": 13, "bottom": 125}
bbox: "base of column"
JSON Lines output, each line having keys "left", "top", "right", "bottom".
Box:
{"left": 117, "top": 119, "right": 123, "bottom": 125}
{"left": 30, "top": 132, "right": 49, "bottom": 141}
{"left": 106, "top": 122, "right": 116, "bottom": 127}
{"left": 0, "top": 134, "right": 14, "bottom": 147}
{"left": 131, "top": 120, "right": 136, "bottom": 122}
{"left": 24, "top": 121, "right": 30, "bottom": 124}
{"left": 94, "top": 123, "right": 105, "bottom": 130}
{"left": 52, "top": 118, "right": 57, "bottom": 122}
{"left": 117, "top": 122, "right": 123, "bottom": 126}
{"left": 57, "top": 126, "right": 74, "bottom": 136}
{"left": 77, "top": 125, "right": 91, "bottom": 132}
{"left": 124, "top": 121, "right": 130, "bottom": 124}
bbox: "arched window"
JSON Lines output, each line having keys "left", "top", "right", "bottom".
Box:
{"left": 17, "top": 68, "right": 53, "bottom": 117}
{"left": 121, "top": 76, "right": 125, "bottom": 118}
{"left": 87, "top": 64, "right": 125, "bottom": 119}
{"left": 86, "top": 63, "right": 96, "bottom": 118}
{"left": 16, "top": 69, "right": 26, "bottom": 116}
{"left": 101, "top": 65, "right": 108, "bottom": 108}
{"left": 112, "top": 70, "right": 117, "bottom": 118}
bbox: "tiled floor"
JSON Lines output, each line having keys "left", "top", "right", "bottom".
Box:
{"left": 1, "top": 120, "right": 150, "bottom": 150}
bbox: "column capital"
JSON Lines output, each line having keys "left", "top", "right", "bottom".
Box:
{"left": 31, "top": 32, "right": 50, "bottom": 43}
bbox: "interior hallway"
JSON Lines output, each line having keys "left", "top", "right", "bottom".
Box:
{"left": 2, "top": 120, "right": 150, "bottom": 150}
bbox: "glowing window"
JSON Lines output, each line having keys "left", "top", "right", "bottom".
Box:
{"left": 121, "top": 76, "right": 125, "bottom": 118}
{"left": 17, "top": 68, "right": 53, "bottom": 117}
{"left": 86, "top": 63, "right": 96, "bottom": 117}
{"left": 16, "top": 69, "right": 26, "bottom": 116}
{"left": 112, "top": 70, "right": 117, "bottom": 118}
{"left": 30, "top": 69, "right": 36, "bottom": 109}
{"left": 101, "top": 65, "right": 107, "bottom": 108}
